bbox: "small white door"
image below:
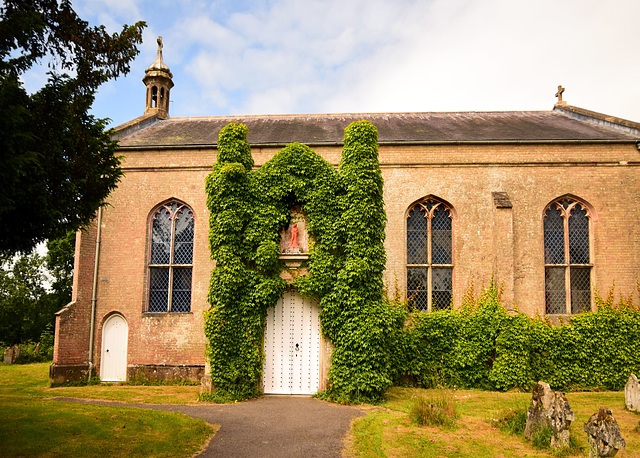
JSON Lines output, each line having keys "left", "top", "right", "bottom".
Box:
{"left": 100, "top": 314, "right": 128, "bottom": 382}
{"left": 263, "top": 291, "right": 321, "bottom": 394}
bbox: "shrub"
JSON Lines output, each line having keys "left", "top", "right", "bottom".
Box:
{"left": 491, "top": 405, "right": 528, "bottom": 435}
{"left": 410, "top": 390, "right": 458, "bottom": 427}
{"left": 14, "top": 324, "right": 55, "bottom": 364}
{"left": 401, "top": 282, "right": 640, "bottom": 392}
{"left": 203, "top": 120, "right": 640, "bottom": 401}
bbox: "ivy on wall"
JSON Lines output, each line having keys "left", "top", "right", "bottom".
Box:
{"left": 402, "top": 283, "right": 640, "bottom": 391}
{"left": 204, "top": 122, "right": 640, "bottom": 402}
{"left": 204, "top": 120, "right": 398, "bottom": 402}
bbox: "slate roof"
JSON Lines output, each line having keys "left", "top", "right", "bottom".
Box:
{"left": 115, "top": 108, "right": 640, "bottom": 148}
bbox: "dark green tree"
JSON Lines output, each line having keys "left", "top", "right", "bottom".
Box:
{"left": 45, "top": 229, "right": 75, "bottom": 300}
{"left": 0, "top": 250, "right": 47, "bottom": 345}
{"left": 0, "top": 230, "right": 75, "bottom": 347}
{"left": 0, "top": 0, "right": 145, "bottom": 253}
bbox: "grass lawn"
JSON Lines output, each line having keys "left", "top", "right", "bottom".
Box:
{"left": 0, "top": 363, "right": 216, "bottom": 457}
{"left": 5, "top": 363, "right": 640, "bottom": 457}
{"left": 346, "top": 387, "right": 640, "bottom": 457}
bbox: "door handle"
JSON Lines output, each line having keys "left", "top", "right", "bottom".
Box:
{"left": 295, "top": 343, "right": 299, "bottom": 351}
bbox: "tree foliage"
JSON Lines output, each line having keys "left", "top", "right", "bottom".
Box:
{"left": 45, "top": 229, "right": 75, "bottom": 299}
{"left": 0, "top": 0, "right": 145, "bottom": 253}
{"left": 0, "top": 231, "right": 74, "bottom": 347}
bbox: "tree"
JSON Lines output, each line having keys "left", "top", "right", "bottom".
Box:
{"left": 45, "top": 229, "right": 75, "bottom": 299}
{"left": 0, "top": 0, "right": 145, "bottom": 253}
{"left": 0, "top": 230, "right": 75, "bottom": 347}
{"left": 0, "top": 250, "right": 48, "bottom": 345}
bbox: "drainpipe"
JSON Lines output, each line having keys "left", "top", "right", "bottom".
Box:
{"left": 87, "top": 207, "right": 103, "bottom": 381}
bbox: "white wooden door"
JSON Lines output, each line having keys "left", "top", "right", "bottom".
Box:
{"left": 100, "top": 314, "right": 128, "bottom": 382}
{"left": 263, "top": 291, "right": 321, "bottom": 394}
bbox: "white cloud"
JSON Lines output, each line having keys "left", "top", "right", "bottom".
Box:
{"left": 75, "top": 0, "right": 640, "bottom": 124}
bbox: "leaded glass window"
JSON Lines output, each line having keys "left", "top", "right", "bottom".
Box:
{"left": 544, "top": 198, "right": 591, "bottom": 314}
{"left": 148, "top": 202, "right": 194, "bottom": 312}
{"left": 407, "top": 198, "right": 453, "bottom": 312}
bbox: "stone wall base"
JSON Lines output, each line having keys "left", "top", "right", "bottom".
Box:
{"left": 127, "top": 364, "right": 204, "bottom": 383}
{"left": 49, "top": 363, "right": 90, "bottom": 383}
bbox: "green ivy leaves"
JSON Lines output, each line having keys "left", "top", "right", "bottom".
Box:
{"left": 205, "top": 120, "right": 395, "bottom": 402}
{"left": 403, "top": 283, "right": 640, "bottom": 391}
{"left": 204, "top": 121, "right": 639, "bottom": 401}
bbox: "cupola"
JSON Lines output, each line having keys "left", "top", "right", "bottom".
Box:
{"left": 143, "top": 36, "right": 174, "bottom": 119}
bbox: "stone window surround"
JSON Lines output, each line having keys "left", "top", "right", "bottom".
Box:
{"left": 144, "top": 198, "right": 195, "bottom": 314}
{"left": 405, "top": 195, "right": 456, "bottom": 312}
{"left": 543, "top": 195, "right": 595, "bottom": 315}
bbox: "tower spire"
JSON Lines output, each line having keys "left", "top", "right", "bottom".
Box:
{"left": 143, "top": 36, "right": 174, "bottom": 119}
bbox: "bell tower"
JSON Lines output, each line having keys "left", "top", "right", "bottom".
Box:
{"left": 143, "top": 36, "right": 174, "bottom": 119}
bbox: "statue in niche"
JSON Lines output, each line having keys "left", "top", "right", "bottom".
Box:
{"left": 289, "top": 223, "right": 299, "bottom": 248}
{"left": 280, "top": 206, "right": 308, "bottom": 254}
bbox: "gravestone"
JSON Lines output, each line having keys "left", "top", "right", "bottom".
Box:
{"left": 583, "top": 408, "right": 625, "bottom": 457}
{"left": 3, "top": 347, "right": 12, "bottom": 365}
{"left": 11, "top": 344, "right": 19, "bottom": 363}
{"left": 524, "top": 381, "right": 575, "bottom": 449}
{"left": 548, "top": 391, "right": 575, "bottom": 449}
{"left": 624, "top": 374, "right": 639, "bottom": 412}
{"left": 525, "top": 381, "right": 553, "bottom": 439}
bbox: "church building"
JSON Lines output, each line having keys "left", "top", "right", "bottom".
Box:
{"left": 50, "top": 40, "right": 640, "bottom": 392}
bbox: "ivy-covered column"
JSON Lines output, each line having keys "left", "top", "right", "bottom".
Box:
{"left": 203, "top": 123, "right": 264, "bottom": 400}
{"left": 321, "top": 120, "right": 395, "bottom": 401}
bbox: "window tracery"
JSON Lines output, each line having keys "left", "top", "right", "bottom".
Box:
{"left": 544, "top": 197, "right": 591, "bottom": 314}
{"left": 148, "top": 201, "right": 194, "bottom": 313}
{"left": 406, "top": 197, "right": 453, "bottom": 311}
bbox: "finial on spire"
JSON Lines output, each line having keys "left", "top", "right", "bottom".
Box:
{"left": 555, "top": 85, "right": 566, "bottom": 105}
{"left": 143, "top": 36, "right": 174, "bottom": 119}
{"left": 156, "top": 36, "right": 163, "bottom": 61}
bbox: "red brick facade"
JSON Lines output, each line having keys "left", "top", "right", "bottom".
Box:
{"left": 51, "top": 132, "right": 640, "bottom": 382}
{"left": 49, "top": 47, "right": 640, "bottom": 383}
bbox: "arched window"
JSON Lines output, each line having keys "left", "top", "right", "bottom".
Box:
{"left": 151, "top": 86, "right": 158, "bottom": 107}
{"left": 544, "top": 197, "right": 591, "bottom": 314}
{"left": 406, "top": 197, "right": 453, "bottom": 311}
{"left": 148, "top": 201, "right": 194, "bottom": 313}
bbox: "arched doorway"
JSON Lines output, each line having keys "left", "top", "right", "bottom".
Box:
{"left": 100, "top": 314, "right": 128, "bottom": 382}
{"left": 263, "top": 291, "right": 321, "bottom": 394}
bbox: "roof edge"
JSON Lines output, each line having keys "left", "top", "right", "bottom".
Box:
{"left": 553, "top": 104, "right": 640, "bottom": 137}
{"left": 112, "top": 114, "right": 161, "bottom": 140}
{"left": 117, "top": 138, "right": 638, "bottom": 151}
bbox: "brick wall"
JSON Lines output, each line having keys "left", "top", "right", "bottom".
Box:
{"left": 53, "top": 140, "right": 640, "bottom": 380}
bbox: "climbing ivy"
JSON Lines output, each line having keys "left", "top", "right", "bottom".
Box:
{"left": 204, "top": 120, "right": 397, "bottom": 402}
{"left": 204, "top": 122, "right": 640, "bottom": 402}
{"left": 312, "top": 121, "right": 404, "bottom": 402}
{"left": 402, "top": 283, "right": 640, "bottom": 391}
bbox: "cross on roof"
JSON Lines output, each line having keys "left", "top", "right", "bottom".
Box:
{"left": 555, "top": 85, "right": 565, "bottom": 104}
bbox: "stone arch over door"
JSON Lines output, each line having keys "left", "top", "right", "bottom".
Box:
{"left": 263, "top": 291, "right": 321, "bottom": 394}
{"left": 100, "top": 314, "right": 128, "bottom": 382}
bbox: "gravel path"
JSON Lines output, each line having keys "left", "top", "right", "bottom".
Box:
{"left": 51, "top": 395, "right": 366, "bottom": 457}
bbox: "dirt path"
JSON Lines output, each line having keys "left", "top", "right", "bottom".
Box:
{"left": 51, "top": 395, "right": 365, "bottom": 457}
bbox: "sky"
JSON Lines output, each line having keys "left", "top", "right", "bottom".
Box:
{"left": 24, "top": 0, "right": 640, "bottom": 128}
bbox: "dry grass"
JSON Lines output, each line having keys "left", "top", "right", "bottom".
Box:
{"left": 345, "top": 387, "right": 640, "bottom": 457}
{"left": 44, "top": 383, "right": 202, "bottom": 404}
{"left": 410, "top": 389, "right": 458, "bottom": 427}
